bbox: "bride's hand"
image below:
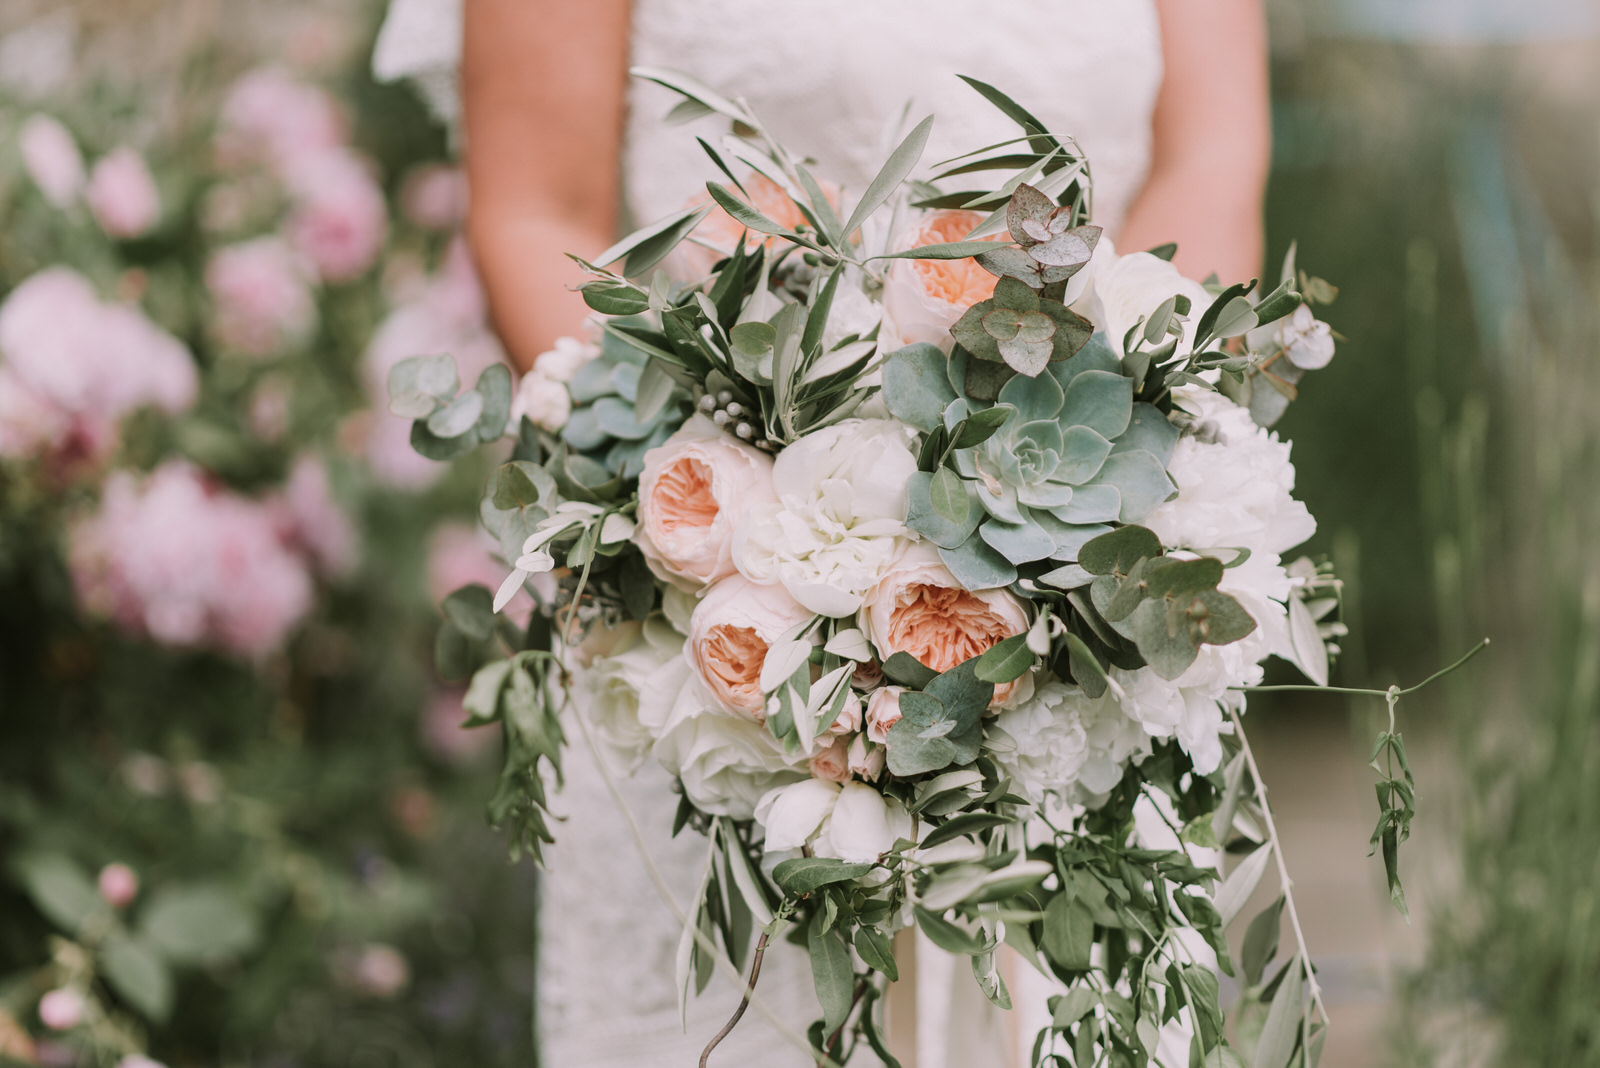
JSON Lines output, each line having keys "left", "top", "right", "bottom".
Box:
{"left": 1117, "top": 0, "right": 1272, "bottom": 285}
{"left": 462, "top": 0, "right": 631, "bottom": 373}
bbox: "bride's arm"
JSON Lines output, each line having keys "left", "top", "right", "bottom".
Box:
{"left": 461, "top": 0, "right": 630, "bottom": 373}
{"left": 1116, "top": 0, "right": 1272, "bottom": 284}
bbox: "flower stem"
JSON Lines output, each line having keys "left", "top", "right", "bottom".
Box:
{"left": 1226, "top": 706, "right": 1330, "bottom": 1027}
{"left": 700, "top": 931, "right": 771, "bottom": 1068}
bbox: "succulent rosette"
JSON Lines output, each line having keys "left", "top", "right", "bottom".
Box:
{"left": 403, "top": 70, "right": 1350, "bottom": 1068}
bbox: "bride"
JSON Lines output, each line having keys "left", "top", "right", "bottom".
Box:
{"left": 378, "top": 1, "right": 1269, "bottom": 1064}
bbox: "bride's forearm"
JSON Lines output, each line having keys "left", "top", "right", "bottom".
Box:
{"left": 1122, "top": 0, "right": 1271, "bottom": 285}
{"left": 468, "top": 210, "right": 610, "bottom": 373}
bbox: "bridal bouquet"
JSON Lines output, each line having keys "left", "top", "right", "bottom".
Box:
{"left": 395, "top": 71, "right": 1345, "bottom": 1067}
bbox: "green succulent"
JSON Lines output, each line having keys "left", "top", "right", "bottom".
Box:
{"left": 561, "top": 327, "right": 693, "bottom": 478}
{"left": 883, "top": 333, "right": 1180, "bottom": 590}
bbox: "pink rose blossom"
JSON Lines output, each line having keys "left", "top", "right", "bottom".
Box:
{"left": 686, "top": 575, "right": 812, "bottom": 721}
{"left": 809, "top": 736, "right": 852, "bottom": 784}
{"left": 70, "top": 462, "right": 316, "bottom": 659}
{"left": 18, "top": 114, "right": 83, "bottom": 207}
{"left": 864, "top": 686, "right": 905, "bottom": 746}
{"left": 206, "top": 237, "right": 317, "bottom": 355}
{"left": 217, "top": 67, "right": 346, "bottom": 172}
{"left": 87, "top": 148, "right": 161, "bottom": 239}
{"left": 399, "top": 163, "right": 466, "bottom": 231}
{"left": 284, "top": 149, "right": 388, "bottom": 283}
{"left": 275, "top": 455, "right": 358, "bottom": 578}
{"left": 0, "top": 268, "right": 196, "bottom": 462}
{"left": 847, "top": 735, "right": 885, "bottom": 780}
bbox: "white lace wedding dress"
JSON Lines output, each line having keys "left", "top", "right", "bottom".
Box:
{"left": 375, "top": 3, "right": 1164, "bottom": 1065}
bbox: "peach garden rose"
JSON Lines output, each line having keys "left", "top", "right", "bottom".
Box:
{"left": 634, "top": 414, "right": 778, "bottom": 592}
{"left": 881, "top": 209, "right": 1004, "bottom": 349}
{"left": 686, "top": 574, "right": 812, "bottom": 721}
{"left": 861, "top": 542, "right": 1030, "bottom": 705}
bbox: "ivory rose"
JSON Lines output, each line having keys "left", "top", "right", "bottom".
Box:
{"left": 509, "top": 369, "right": 571, "bottom": 432}
{"left": 861, "top": 542, "right": 1030, "bottom": 704}
{"left": 1074, "top": 242, "right": 1213, "bottom": 357}
{"left": 87, "top": 148, "right": 161, "bottom": 239}
{"left": 640, "top": 656, "right": 805, "bottom": 819}
{"left": 733, "top": 418, "right": 919, "bottom": 617}
{"left": 686, "top": 575, "right": 812, "bottom": 720}
{"left": 635, "top": 415, "right": 777, "bottom": 591}
{"left": 756, "top": 780, "right": 912, "bottom": 863}
{"left": 881, "top": 210, "right": 1002, "bottom": 349}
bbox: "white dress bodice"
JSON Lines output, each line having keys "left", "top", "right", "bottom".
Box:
{"left": 374, "top": 3, "right": 1164, "bottom": 1065}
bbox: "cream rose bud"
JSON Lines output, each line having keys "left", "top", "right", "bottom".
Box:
{"left": 642, "top": 657, "right": 806, "bottom": 819}
{"left": 809, "top": 736, "right": 852, "bottom": 783}
{"left": 864, "top": 685, "right": 905, "bottom": 745}
{"left": 757, "top": 778, "right": 839, "bottom": 853}
{"left": 509, "top": 369, "right": 571, "bottom": 433}
{"left": 687, "top": 576, "right": 813, "bottom": 720}
{"left": 1075, "top": 243, "right": 1213, "bottom": 358}
{"left": 848, "top": 735, "right": 885, "bottom": 781}
{"left": 733, "top": 418, "right": 919, "bottom": 617}
{"left": 534, "top": 335, "right": 600, "bottom": 382}
{"left": 635, "top": 415, "right": 777, "bottom": 592}
{"left": 881, "top": 210, "right": 1002, "bottom": 350}
{"left": 861, "top": 542, "right": 1030, "bottom": 704}
{"left": 817, "top": 783, "right": 913, "bottom": 863}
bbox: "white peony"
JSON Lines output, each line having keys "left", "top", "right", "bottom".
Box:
{"left": 573, "top": 617, "right": 684, "bottom": 773}
{"left": 1144, "top": 386, "right": 1316, "bottom": 558}
{"left": 1111, "top": 667, "right": 1242, "bottom": 777}
{"left": 756, "top": 780, "right": 912, "bottom": 863}
{"left": 510, "top": 368, "right": 572, "bottom": 432}
{"left": 640, "top": 656, "right": 805, "bottom": 819}
{"left": 733, "top": 418, "right": 919, "bottom": 617}
{"left": 1073, "top": 243, "right": 1213, "bottom": 357}
{"left": 991, "top": 680, "right": 1150, "bottom": 806}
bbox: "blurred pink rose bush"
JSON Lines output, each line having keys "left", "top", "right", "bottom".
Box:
{"left": 205, "top": 237, "right": 318, "bottom": 355}
{"left": 0, "top": 267, "right": 196, "bottom": 463}
{"left": 69, "top": 462, "right": 317, "bottom": 658}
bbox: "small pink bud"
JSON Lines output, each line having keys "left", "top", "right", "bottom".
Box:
{"left": 97, "top": 863, "right": 139, "bottom": 908}
{"left": 38, "top": 988, "right": 85, "bottom": 1031}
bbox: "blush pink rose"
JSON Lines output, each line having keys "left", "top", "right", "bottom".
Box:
{"left": 87, "top": 148, "right": 161, "bottom": 239}
{"left": 809, "top": 736, "right": 852, "bottom": 784}
{"left": 686, "top": 575, "right": 812, "bottom": 721}
{"left": 848, "top": 734, "right": 885, "bottom": 780}
{"left": 882, "top": 209, "right": 1005, "bottom": 350}
{"left": 206, "top": 237, "right": 318, "bottom": 355}
{"left": 217, "top": 66, "right": 346, "bottom": 172}
{"left": 284, "top": 149, "right": 388, "bottom": 283}
{"left": 635, "top": 414, "right": 777, "bottom": 592}
{"left": 864, "top": 685, "right": 905, "bottom": 745}
{"left": 18, "top": 114, "right": 84, "bottom": 207}
{"left": 862, "top": 542, "right": 1030, "bottom": 705}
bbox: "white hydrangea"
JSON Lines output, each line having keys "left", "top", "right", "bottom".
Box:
{"left": 571, "top": 618, "right": 684, "bottom": 774}
{"left": 1112, "top": 667, "right": 1243, "bottom": 778}
{"left": 990, "top": 679, "right": 1150, "bottom": 806}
